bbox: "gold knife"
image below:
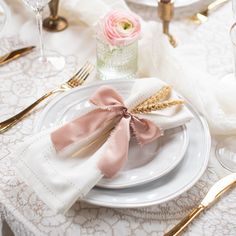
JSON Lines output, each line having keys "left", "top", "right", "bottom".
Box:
{"left": 164, "top": 173, "right": 236, "bottom": 236}
{"left": 0, "top": 46, "right": 36, "bottom": 66}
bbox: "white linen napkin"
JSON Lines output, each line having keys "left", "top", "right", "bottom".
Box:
{"left": 12, "top": 78, "right": 193, "bottom": 214}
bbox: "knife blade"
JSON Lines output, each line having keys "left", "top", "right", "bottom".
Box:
{"left": 0, "top": 46, "right": 36, "bottom": 66}
{"left": 164, "top": 173, "right": 236, "bottom": 236}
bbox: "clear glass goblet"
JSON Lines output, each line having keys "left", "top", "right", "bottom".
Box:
{"left": 215, "top": 23, "right": 236, "bottom": 172}
{"left": 22, "top": 0, "right": 65, "bottom": 76}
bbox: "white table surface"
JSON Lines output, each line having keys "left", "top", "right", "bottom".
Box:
{"left": 0, "top": 0, "right": 236, "bottom": 235}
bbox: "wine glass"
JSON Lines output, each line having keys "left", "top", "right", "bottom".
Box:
{"left": 22, "top": 0, "right": 65, "bottom": 76}
{"left": 215, "top": 22, "right": 236, "bottom": 172}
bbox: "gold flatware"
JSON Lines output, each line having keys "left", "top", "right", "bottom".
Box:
{"left": 158, "top": 0, "right": 177, "bottom": 48}
{"left": 164, "top": 173, "right": 236, "bottom": 236}
{"left": 43, "top": 0, "right": 68, "bottom": 32}
{"left": 0, "top": 46, "right": 36, "bottom": 66}
{"left": 190, "top": 0, "right": 229, "bottom": 24}
{"left": 0, "top": 62, "right": 94, "bottom": 133}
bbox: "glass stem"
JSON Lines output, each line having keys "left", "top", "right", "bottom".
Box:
{"left": 35, "top": 9, "right": 46, "bottom": 62}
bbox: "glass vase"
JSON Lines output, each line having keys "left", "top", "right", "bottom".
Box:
{"left": 96, "top": 39, "right": 138, "bottom": 80}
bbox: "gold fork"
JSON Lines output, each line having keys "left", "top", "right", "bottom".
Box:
{"left": 0, "top": 62, "right": 94, "bottom": 133}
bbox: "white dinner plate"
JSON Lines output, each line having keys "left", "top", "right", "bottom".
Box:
{"left": 0, "top": 0, "right": 10, "bottom": 35}
{"left": 35, "top": 80, "right": 189, "bottom": 189}
{"left": 98, "top": 126, "right": 188, "bottom": 189}
{"left": 82, "top": 82, "right": 210, "bottom": 208}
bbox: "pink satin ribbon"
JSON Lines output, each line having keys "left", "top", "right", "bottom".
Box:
{"left": 51, "top": 86, "right": 162, "bottom": 178}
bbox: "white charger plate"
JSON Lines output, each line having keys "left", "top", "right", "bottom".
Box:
{"left": 35, "top": 79, "right": 189, "bottom": 189}
{"left": 83, "top": 81, "right": 210, "bottom": 208}
{"left": 36, "top": 79, "right": 210, "bottom": 208}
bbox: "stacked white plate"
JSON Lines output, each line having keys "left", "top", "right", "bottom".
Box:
{"left": 35, "top": 79, "right": 211, "bottom": 208}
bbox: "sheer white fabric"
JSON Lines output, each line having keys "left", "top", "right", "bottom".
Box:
{"left": 60, "top": 0, "right": 236, "bottom": 135}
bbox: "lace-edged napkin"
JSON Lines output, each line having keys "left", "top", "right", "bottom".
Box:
{"left": 12, "top": 78, "right": 193, "bottom": 214}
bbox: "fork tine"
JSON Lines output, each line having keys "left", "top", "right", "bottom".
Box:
{"left": 71, "top": 61, "right": 90, "bottom": 79}
{"left": 67, "top": 62, "right": 93, "bottom": 87}
{"left": 76, "top": 63, "right": 94, "bottom": 85}
{"left": 70, "top": 63, "right": 93, "bottom": 84}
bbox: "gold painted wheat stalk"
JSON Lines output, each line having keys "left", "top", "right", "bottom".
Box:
{"left": 135, "top": 85, "right": 172, "bottom": 108}
{"left": 132, "top": 100, "right": 184, "bottom": 114}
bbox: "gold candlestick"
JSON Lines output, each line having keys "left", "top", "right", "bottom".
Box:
{"left": 43, "top": 0, "right": 68, "bottom": 32}
{"left": 157, "top": 0, "right": 177, "bottom": 48}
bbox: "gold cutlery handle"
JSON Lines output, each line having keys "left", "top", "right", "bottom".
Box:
{"left": 190, "top": 0, "right": 229, "bottom": 24}
{"left": 164, "top": 204, "right": 204, "bottom": 236}
{"left": 0, "top": 89, "right": 60, "bottom": 133}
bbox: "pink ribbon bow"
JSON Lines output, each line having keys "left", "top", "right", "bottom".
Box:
{"left": 51, "top": 86, "right": 162, "bottom": 178}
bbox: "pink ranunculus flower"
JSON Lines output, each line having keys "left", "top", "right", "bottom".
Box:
{"left": 100, "top": 10, "right": 141, "bottom": 46}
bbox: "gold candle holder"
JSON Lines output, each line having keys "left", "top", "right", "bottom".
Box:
{"left": 157, "top": 0, "right": 177, "bottom": 48}
{"left": 43, "top": 0, "right": 68, "bottom": 32}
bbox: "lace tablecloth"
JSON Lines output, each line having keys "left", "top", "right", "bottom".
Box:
{"left": 1, "top": 1, "right": 236, "bottom": 235}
